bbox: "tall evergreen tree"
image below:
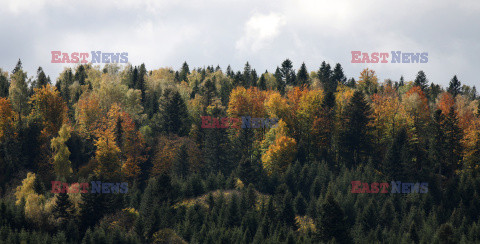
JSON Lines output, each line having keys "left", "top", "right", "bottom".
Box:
{"left": 339, "top": 90, "right": 372, "bottom": 166}
{"left": 318, "top": 61, "right": 334, "bottom": 92}
{"left": 448, "top": 75, "right": 461, "bottom": 97}
{"left": 36, "top": 67, "right": 49, "bottom": 88}
{"left": 280, "top": 59, "right": 296, "bottom": 86}
{"left": 157, "top": 88, "right": 190, "bottom": 136}
{"left": 399, "top": 75, "right": 405, "bottom": 87}
{"left": 331, "top": 63, "right": 347, "bottom": 87}
{"left": 74, "top": 65, "right": 87, "bottom": 86}
{"left": 258, "top": 73, "right": 267, "bottom": 90}
{"left": 243, "top": 62, "right": 252, "bottom": 87}
{"left": 173, "top": 143, "right": 189, "bottom": 179}
{"left": 179, "top": 62, "right": 190, "bottom": 82}
{"left": 136, "top": 63, "right": 147, "bottom": 104}
{"left": 274, "top": 67, "right": 285, "bottom": 95}
{"left": 317, "top": 193, "right": 351, "bottom": 243}
{"left": 383, "top": 128, "right": 411, "bottom": 180}
{"left": 296, "top": 62, "right": 309, "bottom": 87}
{"left": 0, "top": 70, "right": 8, "bottom": 97}
{"left": 414, "top": 70, "right": 428, "bottom": 90}
{"left": 53, "top": 193, "right": 73, "bottom": 224}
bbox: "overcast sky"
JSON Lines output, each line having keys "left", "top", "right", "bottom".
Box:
{"left": 1, "top": 0, "right": 479, "bottom": 88}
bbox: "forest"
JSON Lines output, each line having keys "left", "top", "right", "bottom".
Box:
{"left": 0, "top": 59, "right": 479, "bottom": 243}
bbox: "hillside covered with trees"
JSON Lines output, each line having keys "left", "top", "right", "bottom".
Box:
{"left": 0, "top": 59, "right": 479, "bottom": 243}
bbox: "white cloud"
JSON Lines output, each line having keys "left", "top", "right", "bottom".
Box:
{"left": 236, "top": 12, "right": 286, "bottom": 53}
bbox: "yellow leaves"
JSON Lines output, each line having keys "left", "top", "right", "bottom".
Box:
{"left": 261, "top": 135, "right": 297, "bottom": 175}
{"left": 372, "top": 86, "right": 405, "bottom": 142}
{"left": 14, "top": 173, "right": 50, "bottom": 225}
{"left": 76, "top": 92, "right": 104, "bottom": 138}
{"left": 357, "top": 68, "right": 378, "bottom": 94}
{"left": 295, "top": 215, "right": 317, "bottom": 234}
{"left": 51, "top": 124, "right": 73, "bottom": 178}
{"left": 264, "top": 92, "right": 290, "bottom": 122}
{"left": 335, "top": 85, "right": 355, "bottom": 117}
{"left": 94, "top": 128, "right": 122, "bottom": 180}
{"left": 29, "top": 84, "right": 68, "bottom": 137}
{"left": 14, "top": 172, "right": 37, "bottom": 205}
{"left": 227, "top": 86, "right": 267, "bottom": 118}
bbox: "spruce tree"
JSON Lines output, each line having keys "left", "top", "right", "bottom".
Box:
{"left": 294, "top": 192, "right": 307, "bottom": 216}
{"left": 36, "top": 67, "right": 49, "bottom": 88}
{"left": 414, "top": 70, "right": 428, "bottom": 90}
{"left": 448, "top": 75, "right": 461, "bottom": 97}
{"left": 318, "top": 61, "right": 333, "bottom": 92}
{"left": 179, "top": 61, "right": 190, "bottom": 82}
{"left": 274, "top": 67, "right": 285, "bottom": 95}
{"left": 0, "top": 70, "right": 8, "bottom": 98}
{"left": 258, "top": 73, "right": 267, "bottom": 90}
{"left": 173, "top": 143, "right": 189, "bottom": 179}
{"left": 157, "top": 88, "right": 190, "bottom": 136}
{"left": 296, "top": 62, "right": 309, "bottom": 87}
{"left": 136, "top": 63, "right": 147, "bottom": 104}
{"left": 444, "top": 108, "right": 463, "bottom": 177}
{"left": 74, "top": 65, "right": 87, "bottom": 86}
{"left": 332, "top": 63, "right": 347, "bottom": 86}
{"left": 317, "top": 193, "right": 351, "bottom": 243}
{"left": 53, "top": 193, "right": 73, "bottom": 224}
{"left": 280, "top": 59, "right": 295, "bottom": 86}
{"left": 339, "top": 90, "right": 372, "bottom": 166}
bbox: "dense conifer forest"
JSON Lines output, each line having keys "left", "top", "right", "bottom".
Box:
{"left": 0, "top": 59, "right": 480, "bottom": 243}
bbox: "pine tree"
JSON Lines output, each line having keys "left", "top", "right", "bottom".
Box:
{"left": 179, "top": 61, "right": 190, "bottom": 82}
{"left": 74, "top": 65, "right": 87, "bottom": 86}
{"left": 157, "top": 88, "right": 190, "bottom": 136}
{"left": 399, "top": 75, "right": 405, "bottom": 87}
{"left": 414, "top": 70, "right": 428, "bottom": 90}
{"left": 259, "top": 73, "right": 267, "bottom": 90}
{"left": 0, "top": 70, "right": 8, "bottom": 98}
{"left": 274, "top": 67, "right": 285, "bottom": 95}
{"left": 444, "top": 108, "right": 463, "bottom": 177}
{"left": 383, "top": 128, "right": 411, "bottom": 180}
{"left": 36, "top": 67, "right": 49, "bottom": 88}
{"left": 318, "top": 61, "right": 333, "bottom": 92}
{"left": 339, "top": 90, "right": 372, "bottom": 166}
{"left": 12, "top": 59, "right": 22, "bottom": 74}
{"left": 448, "top": 75, "right": 461, "bottom": 97}
{"left": 243, "top": 62, "right": 252, "bottom": 87}
{"left": 332, "top": 63, "right": 347, "bottom": 86}
{"left": 294, "top": 192, "right": 307, "bottom": 216}
{"left": 296, "top": 62, "right": 309, "bottom": 87}
{"left": 279, "top": 191, "right": 295, "bottom": 227}
{"left": 280, "top": 59, "right": 295, "bottom": 86}
{"left": 317, "top": 193, "right": 351, "bottom": 243}
{"left": 251, "top": 69, "right": 258, "bottom": 87}
{"left": 136, "top": 63, "right": 147, "bottom": 104}
{"left": 173, "top": 144, "right": 189, "bottom": 179}
{"left": 53, "top": 193, "right": 73, "bottom": 223}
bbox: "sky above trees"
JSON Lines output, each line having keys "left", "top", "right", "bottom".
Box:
{"left": 1, "top": 0, "right": 479, "bottom": 86}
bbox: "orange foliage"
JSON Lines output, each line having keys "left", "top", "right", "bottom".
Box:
{"left": 0, "top": 98, "right": 15, "bottom": 141}
{"left": 151, "top": 135, "right": 201, "bottom": 176}
{"left": 76, "top": 93, "right": 105, "bottom": 138}
{"left": 436, "top": 92, "right": 455, "bottom": 115}
{"left": 29, "top": 84, "right": 68, "bottom": 137}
